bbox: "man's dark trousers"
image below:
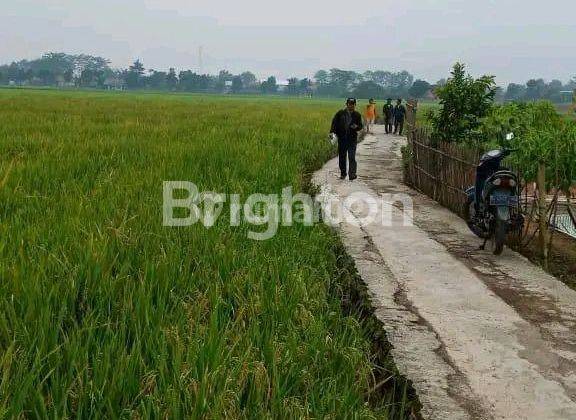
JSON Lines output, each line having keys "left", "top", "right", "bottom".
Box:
{"left": 338, "top": 139, "right": 357, "bottom": 178}
{"left": 385, "top": 119, "right": 393, "bottom": 134}
{"left": 394, "top": 119, "right": 405, "bottom": 136}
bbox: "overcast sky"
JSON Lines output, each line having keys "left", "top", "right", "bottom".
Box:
{"left": 2, "top": 0, "right": 575, "bottom": 85}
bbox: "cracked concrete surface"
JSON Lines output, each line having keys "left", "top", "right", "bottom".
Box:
{"left": 313, "top": 126, "right": 576, "bottom": 420}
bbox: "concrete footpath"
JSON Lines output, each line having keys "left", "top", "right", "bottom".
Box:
{"left": 313, "top": 125, "right": 576, "bottom": 420}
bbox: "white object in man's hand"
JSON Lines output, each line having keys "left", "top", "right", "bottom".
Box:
{"left": 329, "top": 133, "right": 337, "bottom": 145}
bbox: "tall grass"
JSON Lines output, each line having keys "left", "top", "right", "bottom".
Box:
{"left": 0, "top": 90, "right": 412, "bottom": 418}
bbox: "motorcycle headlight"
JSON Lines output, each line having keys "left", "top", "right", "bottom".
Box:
{"left": 493, "top": 178, "right": 502, "bottom": 186}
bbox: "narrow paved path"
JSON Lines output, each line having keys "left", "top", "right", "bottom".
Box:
{"left": 313, "top": 125, "right": 576, "bottom": 420}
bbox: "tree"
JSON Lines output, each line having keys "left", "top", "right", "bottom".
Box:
{"left": 178, "top": 70, "right": 213, "bottom": 92}
{"left": 494, "top": 86, "right": 505, "bottom": 103}
{"left": 147, "top": 70, "right": 168, "bottom": 90}
{"left": 544, "top": 79, "right": 563, "bottom": 102}
{"left": 218, "top": 70, "right": 233, "bottom": 82}
{"left": 409, "top": 80, "right": 432, "bottom": 98}
{"left": 37, "top": 68, "right": 54, "bottom": 85}
{"left": 125, "top": 59, "right": 145, "bottom": 89}
{"left": 314, "top": 70, "right": 329, "bottom": 86}
{"left": 38, "top": 53, "right": 75, "bottom": 79}
{"left": 431, "top": 63, "right": 496, "bottom": 143}
{"left": 287, "top": 77, "right": 299, "bottom": 95}
{"left": 240, "top": 71, "right": 257, "bottom": 90}
{"left": 63, "top": 69, "right": 74, "bottom": 83}
{"left": 352, "top": 81, "right": 384, "bottom": 99}
{"left": 387, "top": 71, "right": 414, "bottom": 97}
{"left": 166, "top": 68, "right": 178, "bottom": 90}
{"left": 329, "top": 68, "right": 359, "bottom": 95}
{"left": 231, "top": 76, "right": 243, "bottom": 94}
{"left": 261, "top": 76, "right": 278, "bottom": 94}
{"left": 525, "top": 79, "right": 546, "bottom": 101}
{"left": 299, "top": 78, "right": 312, "bottom": 95}
{"left": 79, "top": 68, "right": 95, "bottom": 87}
{"left": 505, "top": 83, "right": 526, "bottom": 101}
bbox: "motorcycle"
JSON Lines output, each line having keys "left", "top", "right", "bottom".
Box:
{"left": 464, "top": 148, "right": 524, "bottom": 255}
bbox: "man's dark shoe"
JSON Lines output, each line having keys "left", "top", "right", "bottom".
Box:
{"left": 340, "top": 174, "right": 347, "bottom": 180}
{"left": 349, "top": 175, "right": 357, "bottom": 181}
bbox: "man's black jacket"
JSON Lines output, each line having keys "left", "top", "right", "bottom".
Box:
{"left": 330, "top": 109, "right": 364, "bottom": 143}
{"left": 394, "top": 104, "right": 407, "bottom": 121}
{"left": 383, "top": 103, "right": 394, "bottom": 120}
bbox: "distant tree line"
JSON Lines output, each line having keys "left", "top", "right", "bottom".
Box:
{"left": 1, "top": 53, "right": 574, "bottom": 102}
{"left": 504, "top": 78, "right": 576, "bottom": 103}
{"left": 313, "top": 69, "right": 435, "bottom": 99}
{"left": 0, "top": 52, "right": 432, "bottom": 99}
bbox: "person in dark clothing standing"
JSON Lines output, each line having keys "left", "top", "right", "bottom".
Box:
{"left": 393, "top": 98, "right": 407, "bottom": 136}
{"left": 382, "top": 98, "right": 394, "bottom": 134}
{"left": 330, "top": 98, "right": 364, "bottom": 180}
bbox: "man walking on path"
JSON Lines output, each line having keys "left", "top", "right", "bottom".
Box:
{"left": 330, "top": 98, "right": 363, "bottom": 181}
{"left": 364, "top": 98, "right": 377, "bottom": 134}
{"left": 393, "top": 98, "right": 407, "bottom": 135}
{"left": 383, "top": 98, "right": 394, "bottom": 134}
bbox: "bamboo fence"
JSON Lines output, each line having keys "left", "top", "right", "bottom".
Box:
{"left": 403, "top": 103, "right": 576, "bottom": 248}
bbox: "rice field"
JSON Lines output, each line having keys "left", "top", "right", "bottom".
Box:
{"left": 0, "top": 89, "right": 414, "bottom": 418}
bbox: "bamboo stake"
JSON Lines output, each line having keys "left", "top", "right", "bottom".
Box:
{"left": 537, "top": 162, "right": 550, "bottom": 267}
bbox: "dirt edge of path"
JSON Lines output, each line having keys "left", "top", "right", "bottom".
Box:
{"left": 330, "top": 238, "right": 423, "bottom": 419}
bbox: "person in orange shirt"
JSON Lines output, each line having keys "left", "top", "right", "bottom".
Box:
{"left": 365, "top": 98, "right": 377, "bottom": 134}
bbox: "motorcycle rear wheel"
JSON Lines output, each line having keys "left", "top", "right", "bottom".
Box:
{"left": 493, "top": 218, "right": 507, "bottom": 255}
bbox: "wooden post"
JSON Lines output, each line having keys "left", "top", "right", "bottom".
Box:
{"left": 537, "top": 162, "right": 549, "bottom": 266}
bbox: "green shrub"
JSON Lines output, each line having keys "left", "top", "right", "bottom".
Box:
{"left": 430, "top": 63, "right": 496, "bottom": 144}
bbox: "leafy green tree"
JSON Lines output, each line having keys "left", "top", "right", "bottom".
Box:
{"left": 352, "top": 81, "right": 384, "bottom": 99}
{"left": 231, "top": 76, "right": 243, "bottom": 94}
{"left": 125, "top": 59, "right": 145, "bottom": 89}
{"left": 147, "top": 70, "right": 168, "bottom": 90}
{"left": 494, "top": 86, "right": 505, "bottom": 102}
{"left": 299, "top": 78, "right": 312, "bottom": 95}
{"left": 387, "top": 71, "right": 414, "bottom": 96}
{"left": 329, "top": 68, "right": 359, "bottom": 95}
{"left": 240, "top": 71, "right": 257, "bottom": 90}
{"left": 261, "top": 76, "right": 278, "bottom": 94}
{"left": 544, "top": 79, "right": 563, "bottom": 102}
{"left": 218, "top": 70, "right": 233, "bottom": 82}
{"left": 79, "top": 69, "right": 95, "bottom": 87}
{"left": 409, "top": 80, "right": 432, "bottom": 98}
{"left": 165, "top": 68, "right": 178, "bottom": 90}
{"left": 287, "top": 77, "right": 299, "bottom": 95}
{"left": 37, "top": 68, "right": 54, "bottom": 85}
{"left": 431, "top": 63, "right": 496, "bottom": 143}
{"left": 314, "top": 70, "right": 329, "bottom": 86}
{"left": 63, "top": 69, "right": 74, "bottom": 83}
{"left": 39, "top": 53, "right": 75, "bottom": 78}
{"left": 209, "top": 70, "right": 231, "bottom": 93}
{"left": 505, "top": 83, "right": 526, "bottom": 101}
{"left": 525, "top": 79, "right": 546, "bottom": 101}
